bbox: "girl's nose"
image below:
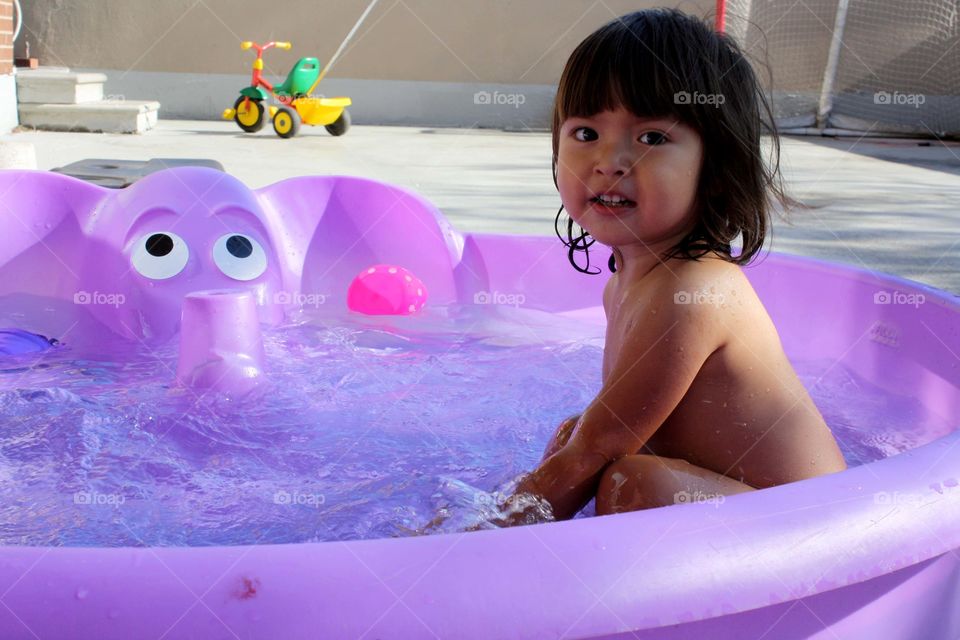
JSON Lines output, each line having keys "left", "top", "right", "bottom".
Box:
{"left": 594, "top": 139, "right": 634, "bottom": 176}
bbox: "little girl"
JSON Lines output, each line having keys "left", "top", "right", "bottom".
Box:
{"left": 502, "top": 8, "right": 847, "bottom": 523}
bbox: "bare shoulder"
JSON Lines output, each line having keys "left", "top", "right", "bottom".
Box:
{"left": 636, "top": 254, "right": 771, "bottom": 349}
{"left": 664, "top": 254, "right": 750, "bottom": 295}
{"left": 661, "top": 255, "right": 763, "bottom": 314}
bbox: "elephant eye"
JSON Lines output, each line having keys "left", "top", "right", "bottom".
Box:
{"left": 132, "top": 232, "right": 189, "bottom": 280}
{"left": 213, "top": 233, "right": 267, "bottom": 281}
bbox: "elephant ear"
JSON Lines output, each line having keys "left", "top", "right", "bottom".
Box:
{"left": 290, "top": 176, "right": 464, "bottom": 308}
{"left": 0, "top": 171, "right": 107, "bottom": 279}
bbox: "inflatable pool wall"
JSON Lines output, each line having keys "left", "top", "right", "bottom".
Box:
{"left": 0, "top": 168, "right": 958, "bottom": 639}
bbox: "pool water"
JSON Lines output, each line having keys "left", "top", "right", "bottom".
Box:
{"left": 0, "top": 302, "right": 952, "bottom": 547}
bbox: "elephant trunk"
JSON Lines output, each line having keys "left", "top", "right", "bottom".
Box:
{"left": 176, "top": 290, "right": 265, "bottom": 394}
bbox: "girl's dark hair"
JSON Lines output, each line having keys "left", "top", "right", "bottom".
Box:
{"left": 552, "top": 8, "right": 787, "bottom": 274}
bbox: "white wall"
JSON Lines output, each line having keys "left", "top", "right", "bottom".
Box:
{"left": 0, "top": 73, "right": 18, "bottom": 133}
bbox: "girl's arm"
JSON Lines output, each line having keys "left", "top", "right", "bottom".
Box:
{"left": 509, "top": 290, "right": 725, "bottom": 521}
{"left": 541, "top": 414, "right": 581, "bottom": 461}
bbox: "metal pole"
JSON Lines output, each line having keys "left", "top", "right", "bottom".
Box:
{"left": 12, "top": 0, "right": 22, "bottom": 41}
{"left": 817, "top": 0, "right": 850, "bottom": 129}
{"left": 308, "top": 0, "right": 381, "bottom": 95}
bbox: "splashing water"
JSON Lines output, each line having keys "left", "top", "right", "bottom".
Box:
{"left": 0, "top": 302, "right": 951, "bottom": 547}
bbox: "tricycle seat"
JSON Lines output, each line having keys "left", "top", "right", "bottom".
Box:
{"left": 275, "top": 57, "right": 321, "bottom": 97}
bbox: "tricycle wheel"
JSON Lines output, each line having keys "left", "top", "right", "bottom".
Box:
{"left": 325, "top": 109, "right": 351, "bottom": 136}
{"left": 273, "top": 106, "right": 301, "bottom": 138}
{"left": 233, "top": 97, "right": 265, "bottom": 133}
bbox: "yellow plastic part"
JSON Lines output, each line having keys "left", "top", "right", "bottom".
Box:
{"left": 268, "top": 106, "right": 279, "bottom": 117}
{"left": 241, "top": 41, "right": 252, "bottom": 50}
{"left": 274, "top": 111, "right": 294, "bottom": 134}
{"left": 275, "top": 41, "right": 292, "bottom": 49}
{"left": 294, "top": 97, "right": 352, "bottom": 126}
{"left": 235, "top": 101, "right": 261, "bottom": 128}
{"left": 253, "top": 59, "right": 263, "bottom": 70}
{"left": 222, "top": 108, "right": 236, "bottom": 120}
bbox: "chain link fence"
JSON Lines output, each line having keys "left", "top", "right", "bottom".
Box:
{"left": 724, "top": 0, "right": 960, "bottom": 137}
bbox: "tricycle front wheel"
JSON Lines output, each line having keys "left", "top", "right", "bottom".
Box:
{"left": 325, "top": 109, "right": 351, "bottom": 136}
{"left": 234, "top": 97, "right": 265, "bottom": 133}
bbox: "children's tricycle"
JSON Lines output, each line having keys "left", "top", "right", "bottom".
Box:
{"left": 222, "top": 40, "right": 351, "bottom": 138}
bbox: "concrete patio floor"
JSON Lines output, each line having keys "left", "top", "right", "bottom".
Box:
{"left": 3, "top": 119, "right": 959, "bottom": 295}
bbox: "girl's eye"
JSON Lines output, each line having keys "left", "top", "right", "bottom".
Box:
{"left": 573, "top": 127, "right": 598, "bottom": 142}
{"left": 639, "top": 131, "right": 668, "bottom": 146}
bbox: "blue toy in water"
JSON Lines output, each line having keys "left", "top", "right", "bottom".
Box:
{"left": 0, "top": 329, "right": 58, "bottom": 356}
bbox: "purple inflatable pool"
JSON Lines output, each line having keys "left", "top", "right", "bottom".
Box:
{"left": 0, "top": 167, "right": 958, "bottom": 639}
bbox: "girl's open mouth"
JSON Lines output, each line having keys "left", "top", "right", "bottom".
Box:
{"left": 590, "top": 194, "right": 637, "bottom": 209}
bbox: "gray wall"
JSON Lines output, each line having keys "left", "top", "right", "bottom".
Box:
{"left": 17, "top": 0, "right": 714, "bottom": 127}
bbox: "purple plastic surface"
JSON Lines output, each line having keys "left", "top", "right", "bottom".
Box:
{"left": 176, "top": 289, "right": 265, "bottom": 393}
{"left": 0, "top": 167, "right": 958, "bottom": 639}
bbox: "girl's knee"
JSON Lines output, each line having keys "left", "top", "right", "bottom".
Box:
{"left": 596, "top": 455, "right": 665, "bottom": 515}
{"left": 595, "top": 454, "right": 713, "bottom": 515}
{"left": 596, "top": 454, "right": 756, "bottom": 516}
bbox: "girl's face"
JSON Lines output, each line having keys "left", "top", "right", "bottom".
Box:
{"left": 557, "top": 107, "right": 704, "bottom": 261}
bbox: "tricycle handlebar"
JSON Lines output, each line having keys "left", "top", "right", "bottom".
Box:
{"left": 239, "top": 41, "right": 293, "bottom": 53}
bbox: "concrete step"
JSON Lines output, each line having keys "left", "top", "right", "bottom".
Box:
{"left": 18, "top": 100, "right": 160, "bottom": 134}
{"left": 16, "top": 68, "right": 108, "bottom": 105}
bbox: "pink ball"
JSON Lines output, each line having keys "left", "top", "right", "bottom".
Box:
{"left": 347, "top": 265, "right": 428, "bottom": 316}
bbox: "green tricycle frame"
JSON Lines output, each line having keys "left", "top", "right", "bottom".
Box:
{"left": 222, "top": 40, "right": 351, "bottom": 138}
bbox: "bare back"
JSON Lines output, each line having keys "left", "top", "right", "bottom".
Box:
{"left": 601, "top": 256, "right": 846, "bottom": 489}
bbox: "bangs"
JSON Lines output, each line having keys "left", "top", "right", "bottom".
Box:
{"left": 556, "top": 16, "right": 699, "bottom": 125}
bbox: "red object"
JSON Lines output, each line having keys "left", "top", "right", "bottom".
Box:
{"left": 347, "top": 265, "right": 428, "bottom": 316}
{"left": 248, "top": 42, "right": 278, "bottom": 95}
{"left": 715, "top": 0, "right": 726, "bottom": 32}
{"left": 240, "top": 41, "right": 294, "bottom": 111}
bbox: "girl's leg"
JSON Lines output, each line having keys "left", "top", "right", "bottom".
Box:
{"left": 595, "top": 454, "right": 755, "bottom": 515}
